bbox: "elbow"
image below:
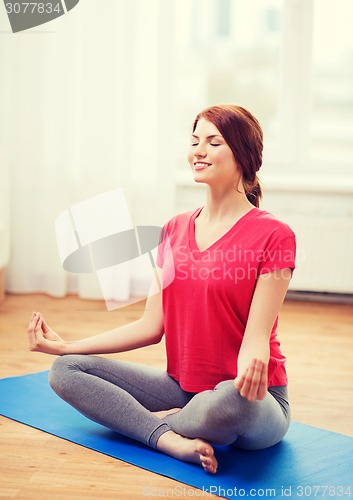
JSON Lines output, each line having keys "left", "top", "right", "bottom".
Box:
{"left": 138, "top": 306, "right": 164, "bottom": 346}
{"left": 150, "top": 328, "right": 164, "bottom": 345}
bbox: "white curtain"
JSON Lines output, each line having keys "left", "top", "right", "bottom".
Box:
{"left": 1, "top": 0, "right": 176, "bottom": 302}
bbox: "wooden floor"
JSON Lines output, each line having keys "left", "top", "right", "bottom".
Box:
{"left": 0, "top": 293, "right": 352, "bottom": 499}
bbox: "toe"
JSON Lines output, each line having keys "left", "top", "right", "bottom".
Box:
{"left": 200, "top": 455, "right": 217, "bottom": 474}
{"left": 197, "top": 442, "right": 214, "bottom": 459}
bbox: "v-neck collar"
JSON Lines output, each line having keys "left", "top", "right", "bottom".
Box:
{"left": 188, "top": 206, "right": 258, "bottom": 257}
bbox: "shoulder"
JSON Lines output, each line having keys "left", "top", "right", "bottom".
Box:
{"left": 251, "top": 208, "right": 295, "bottom": 240}
{"left": 162, "top": 208, "right": 201, "bottom": 234}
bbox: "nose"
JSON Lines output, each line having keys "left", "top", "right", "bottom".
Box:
{"left": 193, "top": 143, "right": 207, "bottom": 158}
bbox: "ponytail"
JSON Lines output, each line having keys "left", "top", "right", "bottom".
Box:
{"left": 244, "top": 175, "right": 262, "bottom": 208}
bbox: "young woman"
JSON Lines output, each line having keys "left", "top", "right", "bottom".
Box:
{"left": 28, "top": 105, "right": 296, "bottom": 475}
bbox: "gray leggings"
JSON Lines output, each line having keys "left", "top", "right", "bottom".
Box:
{"left": 49, "top": 355, "right": 290, "bottom": 451}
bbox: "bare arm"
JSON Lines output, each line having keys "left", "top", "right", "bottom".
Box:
{"left": 234, "top": 268, "right": 292, "bottom": 401}
{"left": 28, "top": 280, "right": 164, "bottom": 356}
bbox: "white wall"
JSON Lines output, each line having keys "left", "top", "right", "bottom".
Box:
{"left": 0, "top": 147, "right": 10, "bottom": 270}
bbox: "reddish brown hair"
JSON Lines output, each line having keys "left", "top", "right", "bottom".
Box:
{"left": 192, "top": 104, "right": 263, "bottom": 207}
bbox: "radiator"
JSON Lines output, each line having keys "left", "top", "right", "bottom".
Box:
{"left": 285, "top": 215, "right": 353, "bottom": 294}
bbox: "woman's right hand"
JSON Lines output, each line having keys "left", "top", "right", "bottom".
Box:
{"left": 27, "top": 312, "right": 65, "bottom": 355}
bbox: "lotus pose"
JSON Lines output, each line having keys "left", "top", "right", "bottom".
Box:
{"left": 28, "top": 105, "right": 296, "bottom": 474}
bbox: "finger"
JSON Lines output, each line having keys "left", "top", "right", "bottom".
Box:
{"left": 31, "top": 311, "right": 39, "bottom": 319}
{"left": 257, "top": 368, "right": 268, "bottom": 400}
{"left": 28, "top": 315, "right": 41, "bottom": 350}
{"left": 234, "top": 372, "right": 245, "bottom": 391}
{"left": 239, "top": 360, "right": 255, "bottom": 399}
{"left": 41, "top": 318, "right": 49, "bottom": 333}
{"left": 28, "top": 314, "right": 39, "bottom": 333}
{"left": 30, "top": 313, "right": 39, "bottom": 325}
{"left": 34, "top": 318, "right": 43, "bottom": 340}
{"left": 32, "top": 315, "right": 41, "bottom": 330}
{"left": 234, "top": 366, "right": 248, "bottom": 391}
{"left": 27, "top": 319, "right": 35, "bottom": 336}
{"left": 246, "top": 359, "right": 264, "bottom": 402}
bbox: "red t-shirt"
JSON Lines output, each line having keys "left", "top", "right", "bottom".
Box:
{"left": 157, "top": 207, "right": 296, "bottom": 393}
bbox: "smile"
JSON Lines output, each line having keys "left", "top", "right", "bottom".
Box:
{"left": 194, "top": 162, "right": 212, "bottom": 170}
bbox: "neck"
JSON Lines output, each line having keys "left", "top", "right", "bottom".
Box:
{"left": 201, "top": 186, "right": 254, "bottom": 222}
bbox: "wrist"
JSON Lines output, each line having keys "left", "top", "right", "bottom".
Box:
{"left": 57, "top": 340, "right": 69, "bottom": 355}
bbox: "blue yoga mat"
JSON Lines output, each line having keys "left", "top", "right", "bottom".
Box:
{"left": 0, "top": 371, "right": 352, "bottom": 499}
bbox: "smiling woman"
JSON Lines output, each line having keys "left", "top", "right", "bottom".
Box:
{"left": 29, "top": 104, "right": 296, "bottom": 475}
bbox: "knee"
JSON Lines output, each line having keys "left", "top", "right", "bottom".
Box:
{"left": 205, "top": 381, "right": 256, "bottom": 426}
{"left": 199, "top": 382, "right": 261, "bottom": 445}
{"left": 48, "top": 354, "right": 83, "bottom": 395}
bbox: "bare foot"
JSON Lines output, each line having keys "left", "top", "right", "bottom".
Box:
{"left": 153, "top": 408, "right": 181, "bottom": 419}
{"left": 157, "top": 430, "right": 218, "bottom": 474}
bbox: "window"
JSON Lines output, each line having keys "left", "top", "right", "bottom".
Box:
{"left": 310, "top": 0, "right": 353, "bottom": 164}
{"left": 175, "top": 0, "right": 353, "bottom": 178}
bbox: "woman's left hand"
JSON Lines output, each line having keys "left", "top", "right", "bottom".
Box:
{"left": 234, "top": 358, "right": 268, "bottom": 402}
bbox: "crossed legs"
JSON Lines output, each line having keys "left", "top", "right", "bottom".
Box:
{"left": 49, "top": 355, "right": 290, "bottom": 473}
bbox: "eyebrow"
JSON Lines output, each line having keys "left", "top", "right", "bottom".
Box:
{"left": 191, "top": 134, "right": 224, "bottom": 140}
